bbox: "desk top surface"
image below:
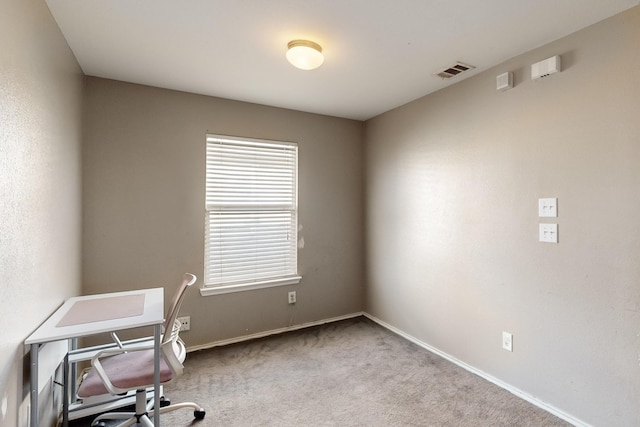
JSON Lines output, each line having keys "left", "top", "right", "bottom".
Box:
{"left": 26, "top": 288, "right": 164, "bottom": 344}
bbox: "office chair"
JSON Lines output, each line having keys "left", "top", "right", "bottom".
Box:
{"left": 76, "top": 273, "right": 206, "bottom": 426}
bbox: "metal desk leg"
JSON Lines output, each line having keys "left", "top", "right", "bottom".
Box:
{"left": 66, "top": 337, "right": 77, "bottom": 426}
{"left": 154, "top": 323, "right": 161, "bottom": 426}
{"left": 62, "top": 350, "right": 69, "bottom": 427}
{"left": 69, "top": 338, "right": 77, "bottom": 402}
{"left": 30, "top": 343, "right": 39, "bottom": 427}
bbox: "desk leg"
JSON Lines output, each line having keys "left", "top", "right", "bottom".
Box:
{"left": 69, "top": 338, "right": 77, "bottom": 402}
{"left": 62, "top": 350, "right": 69, "bottom": 427}
{"left": 30, "top": 343, "right": 38, "bottom": 427}
{"left": 154, "top": 324, "right": 161, "bottom": 426}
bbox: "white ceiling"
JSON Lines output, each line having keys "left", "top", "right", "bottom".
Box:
{"left": 45, "top": 0, "right": 639, "bottom": 121}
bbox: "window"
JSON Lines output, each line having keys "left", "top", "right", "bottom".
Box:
{"left": 202, "top": 134, "right": 301, "bottom": 295}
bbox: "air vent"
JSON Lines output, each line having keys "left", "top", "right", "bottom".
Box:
{"left": 434, "top": 62, "right": 476, "bottom": 79}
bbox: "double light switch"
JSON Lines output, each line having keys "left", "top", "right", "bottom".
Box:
{"left": 539, "top": 198, "right": 558, "bottom": 243}
{"left": 538, "top": 198, "right": 557, "bottom": 217}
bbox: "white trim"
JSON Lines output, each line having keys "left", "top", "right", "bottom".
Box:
{"left": 185, "top": 312, "right": 364, "bottom": 352}
{"left": 206, "top": 133, "right": 298, "bottom": 149}
{"left": 363, "top": 313, "right": 589, "bottom": 427}
{"left": 199, "top": 275, "right": 302, "bottom": 296}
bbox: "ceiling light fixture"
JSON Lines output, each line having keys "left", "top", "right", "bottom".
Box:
{"left": 286, "top": 40, "right": 324, "bottom": 70}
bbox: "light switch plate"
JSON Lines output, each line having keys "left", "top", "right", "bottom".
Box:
{"left": 539, "top": 223, "right": 558, "bottom": 243}
{"left": 538, "top": 198, "right": 557, "bottom": 217}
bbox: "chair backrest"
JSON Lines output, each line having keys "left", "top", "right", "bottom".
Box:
{"left": 163, "top": 273, "right": 197, "bottom": 342}
{"left": 160, "top": 273, "right": 197, "bottom": 376}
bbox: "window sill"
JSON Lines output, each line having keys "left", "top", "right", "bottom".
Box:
{"left": 199, "top": 275, "right": 302, "bottom": 296}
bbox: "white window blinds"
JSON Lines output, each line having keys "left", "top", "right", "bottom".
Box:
{"left": 205, "top": 135, "right": 298, "bottom": 288}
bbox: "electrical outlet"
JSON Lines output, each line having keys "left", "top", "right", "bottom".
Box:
{"left": 288, "top": 291, "right": 296, "bottom": 304}
{"left": 177, "top": 316, "right": 190, "bottom": 331}
{"left": 502, "top": 332, "right": 513, "bottom": 352}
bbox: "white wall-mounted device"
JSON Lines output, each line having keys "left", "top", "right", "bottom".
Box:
{"left": 496, "top": 72, "right": 513, "bottom": 91}
{"left": 538, "top": 198, "right": 558, "bottom": 217}
{"left": 531, "top": 55, "right": 561, "bottom": 80}
{"left": 502, "top": 332, "right": 513, "bottom": 352}
{"left": 539, "top": 223, "right": 558, "bottom": 243}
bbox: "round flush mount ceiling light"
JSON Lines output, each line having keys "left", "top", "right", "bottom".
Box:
{"left": 286, "top": 40, "right": 324, "bottom": 70}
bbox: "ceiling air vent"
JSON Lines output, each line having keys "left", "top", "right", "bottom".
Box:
{"left": 434, "top": 62, "right": 476, "bottom": 79}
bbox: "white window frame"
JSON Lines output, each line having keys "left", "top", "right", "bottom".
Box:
{"left": 201, "top": 134, "right": 301, "bottom": 296}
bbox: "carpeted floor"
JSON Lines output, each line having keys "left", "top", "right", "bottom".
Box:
{"left": 71, "top": 316, "right": 571, "bottom": 426}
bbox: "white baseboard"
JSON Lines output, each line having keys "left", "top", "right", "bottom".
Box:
{"left": 363, "top": 313, "right": 589, "bottom": 427}
{"left": 185, "top": 312, "right": 364, "bottom": 353}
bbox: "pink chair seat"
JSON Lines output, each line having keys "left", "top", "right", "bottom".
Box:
{"left": 77, "top": 349, "right": 173, "bottom": 398}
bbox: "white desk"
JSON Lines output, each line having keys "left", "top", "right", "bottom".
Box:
{"left": 25, "top": 288, "right": 164, "bottom": 427}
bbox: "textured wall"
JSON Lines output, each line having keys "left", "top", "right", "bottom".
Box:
{"left": 82, "top": 78, "right": 365, "bottom": 347}
{"left": 365, "top": 7, "right": 640, "bottom": 426}
{"left": 0, "top": 0, "right": 83, "bottom": 425}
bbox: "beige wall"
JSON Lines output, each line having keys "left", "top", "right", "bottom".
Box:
{"left": 4, "top": 2, "right": 638, "bottom": 425}
{"left": 365, "top": 7, "right": 640, "bottom": 426}
{"left": 82, "top": 78, "right": 365, "bottom": 347}
{"left": 0, "top": 0, "right": 83, "bottom": 425}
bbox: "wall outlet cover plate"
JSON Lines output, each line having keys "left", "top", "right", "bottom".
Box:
{"left": 502, "top": 332, "right": 513, "bottom": 352}
{"left": 539, "top": 223, "right": 558, "bottom": 243}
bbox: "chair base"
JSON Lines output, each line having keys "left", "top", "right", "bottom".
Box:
{"left": 69, "top": 388, "right": 161, "bottom": 421}
{"left": 90, "top": 388, "right": 205, "bottom": 426}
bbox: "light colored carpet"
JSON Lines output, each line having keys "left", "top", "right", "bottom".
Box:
{"left": 156, "top": 316, "right": 570, "bottom": 427}
{"left": 70, "top": 316, "right": 571, "bottom": 426}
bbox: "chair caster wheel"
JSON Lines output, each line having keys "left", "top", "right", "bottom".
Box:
{"left": 159, "top": 397, "right": 171, "bottom": 407}
{"left": 194, "top": 409, "right": 206, "bottom": 420}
